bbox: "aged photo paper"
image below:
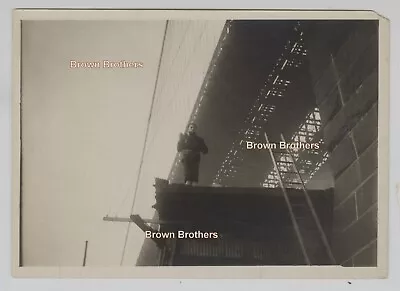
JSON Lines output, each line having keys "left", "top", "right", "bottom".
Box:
{"left": 12, "top": 9, "right": 390, "bottom": 278}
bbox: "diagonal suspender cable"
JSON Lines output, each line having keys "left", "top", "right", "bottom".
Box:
{"left": 280, "top": 133, "right": 336, "bottom": 264}
{"left": 119, "top": 21, "right": 169, "bottom": 266}
{"left": 264, "top": 132, "right": 311, "bottom": 265}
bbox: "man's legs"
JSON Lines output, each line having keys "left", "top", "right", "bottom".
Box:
{"left": 183, "top": 161, "right": 193, "bottom": 185}
{"left": 190, "top": 160, "right": 200, "bottom": 186}
{"left": 183, "top": 159, "right": 199, "bottom": 186}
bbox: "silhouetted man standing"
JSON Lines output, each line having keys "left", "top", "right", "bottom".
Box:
{"left": 177, "top": 123, "right": 208, "bottom": 185}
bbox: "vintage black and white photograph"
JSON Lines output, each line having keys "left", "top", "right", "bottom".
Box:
{"left": 12, "top": 9, "right": 389, "bottom": 278}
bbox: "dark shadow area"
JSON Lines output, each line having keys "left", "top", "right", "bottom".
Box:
{"left": 137, "top": 19, "right": 379, "bottom": 267}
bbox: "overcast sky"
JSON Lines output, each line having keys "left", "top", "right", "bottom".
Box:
{"left": 21, "top": 20, "right": 225, "bottom": 266}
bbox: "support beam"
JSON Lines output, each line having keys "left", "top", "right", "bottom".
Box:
{"left": 103, "top": 214, "right": 166, "bottom": 248}
{"left": 102, "top": 215, "right": 190, "bottom": 225}
{"left": 103, "top": 214, "right": 158, "bottom": 233}
{"left": 103, "top": 216, "right": 131, "bottom": 222}
{"left": 129, "top": 214, "right": 157, "bottom": 234}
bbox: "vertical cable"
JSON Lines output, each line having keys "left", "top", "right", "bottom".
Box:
{"left": 264, "top": 132, "right": 311, "bottom": 265}
{"left": 281, "top": 133, "right": 336, "bottom": 264}
{"left": 119, "top": 21, "right": 169, "bottom": 266}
